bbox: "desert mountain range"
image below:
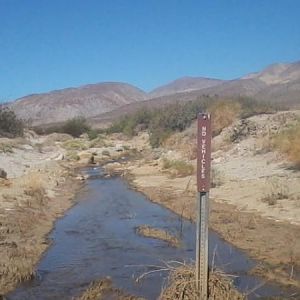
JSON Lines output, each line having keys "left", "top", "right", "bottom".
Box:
{"left": 9, "top": 61, "right": 300, "bottom": 126}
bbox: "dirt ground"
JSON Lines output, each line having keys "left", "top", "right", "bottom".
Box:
{"left": 103, "top": 111, "right": 300, "bottom": 290}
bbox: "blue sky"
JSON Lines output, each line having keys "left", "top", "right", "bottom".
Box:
{"left": 0, "top": 0, "right": 300, "bottom": 101}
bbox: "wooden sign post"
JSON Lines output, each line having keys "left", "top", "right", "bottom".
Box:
{"left": 196, "top": 113, "right": 212, "bottom": 299}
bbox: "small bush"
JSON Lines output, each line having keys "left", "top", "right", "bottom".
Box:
{"left": 209, "top": 100, "right": 241, "bottom": 136}
{"left": 23, "top": 173, "right": 46, "bottom": 207}
{"left": 61, "top": 117, "right": 90, "bottom": 138}
{"left": 62, "top": 140, "right": 88, "bottom": 151}
{"left": 272, "top": 122, "right": 300, "bottom": 168}
{"left": 0, "top": 107, "right": 24, "bottom": 137}
{"left": 89, "top": 136, "right": 106, "bottom": 148}
{"left": 261, "top": 178, "right": 289, "bottom": 206}
{"left": 87, "top": 129, "right": 98, "bottom": 141}
{"left": 65, "top": 150, "right": 80, "bottom": 161}
{"left": 0, "top": 143, "right": 14, "bottom": 153}
{"left": 162, "top": 158, "right": 194, "bottom": 177}
{"left": 211, "top": 166, "right": 224, "bottom": 188}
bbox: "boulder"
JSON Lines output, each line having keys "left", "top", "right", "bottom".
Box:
{"left": 0, "top": 168, "right": 7, "bottom": 179}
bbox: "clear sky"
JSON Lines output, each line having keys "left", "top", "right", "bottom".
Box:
{"left": 1, "top": 0, "right": 300, "bottom": 101}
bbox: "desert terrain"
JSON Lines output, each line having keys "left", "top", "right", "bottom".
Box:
{"left": 0, "top": 109, "right": 300, "bottom": 299}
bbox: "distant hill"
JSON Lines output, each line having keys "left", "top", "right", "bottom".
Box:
{"left": 148, "top": 77, "right": 224, "bottom": 98}
{"left": 10, "top": 82, "right": 146, "bottom": 125}
{"left": 9, "top": 61, "right": 300, "bottom": 126}
{"left": 92, "top": 61, "right": 300, "bottom": 125}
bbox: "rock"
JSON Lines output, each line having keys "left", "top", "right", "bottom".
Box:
{"left": 0, "top": 168, "right": 7, "bottom": 179}
{"left": 54, "top": 153, "right": 64, "bottom": 161}
{"left": 115, "top": 144, "right": 124, "bottom": 152}
{"left": 76, "top": 174, "right": 89, "bottom": 181}
{"left": 88, "top": 155, "right": 95, "bottom": 164}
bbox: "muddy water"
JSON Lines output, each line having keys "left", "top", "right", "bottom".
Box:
{"left": 8, "top": 167, "right": 297, "bottom": 299}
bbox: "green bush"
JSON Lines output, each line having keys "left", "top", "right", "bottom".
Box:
{"left": 61, "top": 117, "right": 90, "bottom": 137}
{"left": 0, "top": 107, "right": 24, "bottom": 137}
{"left": 87, "top": 129, "right": 98, "bottom": 140}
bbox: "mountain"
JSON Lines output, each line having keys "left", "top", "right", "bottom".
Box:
{"left": 242, "top": 62, "right": 300, "bottom": 85}
{"left": 9, "top": 61, "right": 300, "bottom": 126}
{"left": 10, "top": 82, "right": 146, "bottom": 125}
{"left": 148, "top": 77, "right": 224, "bottom": 98}
{"left": 91, "top": 61, "right": 300, "bottom": 125}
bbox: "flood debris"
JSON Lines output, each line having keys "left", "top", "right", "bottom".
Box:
{"left": 135, "top": 225, "right": 181, "bottom": 248}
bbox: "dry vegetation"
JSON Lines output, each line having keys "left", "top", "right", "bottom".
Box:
{"left": 76, "top": 278, "right": 144, "bottom": 300}
{"left": 160, "top": 263, "right": 245, "bottom": 300}
{"left": 261, "top": 178, "right": 289, "bottom": 206}
{"left": 162, "top": 159, "right": 194, "bottom": 177}
{"left": 272, "top": 121, "right": 300, "bottom": 168}
{"left": 107, "top": 96, "right": 278, "bottom": 148}
{"left": 136, "top": 225, "right": 181, "bottom": 248}
{"left": 209, "top": 100, "right": 242, "bottom": 136}
{"left": 22, "top": 172, "right": 47, "bottom": 207}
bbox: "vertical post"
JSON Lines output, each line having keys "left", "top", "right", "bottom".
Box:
{"left": 196, "top": 113, "right": 212, "bottom": 299}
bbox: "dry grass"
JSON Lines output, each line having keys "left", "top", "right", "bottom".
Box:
{"left": 211, "top": 166, "right": 225, "bottom": 188}
{"left": 136, "top": 225, "right": 181, "bottom": 248}
{"left": 22, "top": 172, "right": 47, "bottom": 207}
{"left": 0, "top": 208, "right": 45, "bottom": 294}
{"left": 76, "top": 278, "right": 144, "bottom": 300}
{"left": 272, "top": 122, "right": 300, "bottom": 168}
{"left": 62, "top": 139, "right": 88, "bottom": 151}
{"left": 160, "top": 263, "right": 245, "bottom": 300}
{"left": 209, "top": 100, "right": 242, "bottom": 136}
{"left": 261, "top": 178, "right": 289, "bottom": 206}
{"left": 65, "top": 150, "right": 80, "bottom": 161}
{"left": 89, "top": 136, "right": 107, "bottom": 148}
{"left": 162, "top": 159, "right": 194, "bottom": 177}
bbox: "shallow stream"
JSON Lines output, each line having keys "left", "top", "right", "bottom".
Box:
{"left": 7, "top": 167, "right": 297, "bottom": 299}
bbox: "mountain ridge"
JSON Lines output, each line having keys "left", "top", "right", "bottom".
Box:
{"left": 9, "top": 60, "right": 300, "bottom": 126}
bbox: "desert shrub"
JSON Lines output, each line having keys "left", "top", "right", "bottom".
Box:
{"left": 107, "top": 96, "right": 280, "bottom": 148}
{"left": 61, "top": 117, "right": 90, "bottom": 137}
{"left": 87, "top": 129, "right": 98, "bottom": 140}
{"left": 209, "top": 100, "right": 241, "bottom": 136}
{"left": 89, "top": 136, "right": 106, "bottom": 148}
{"left": 211, "top": 166, "right": 224, "bottom": 188}
{"left": 65, "top": 150, "right": 80, "bottom": 161}
{"left": 0, "top": 143, "right": 14, "bottom": 153}
{"left": 23, "top": 173, "right": 46, "bottom": 207}
{"left": 162, "top": 158, "right": 194, "bottom": 177}
{"left": 261, "top": 178, "right": 289, "bottom": 206}
{"left": 238, "top": 97, "right": 279, "bottom": 118}
{"left": 272, "top": 122, "right": 300, "bottom": 168}
{"left": 62, "top": 139, "right": 88, "bottom": 150}
{"left": 0, "top": 107, "right": 24, "bottom": 137}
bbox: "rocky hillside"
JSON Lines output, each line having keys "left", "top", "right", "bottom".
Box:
{"left": 10, "top": 82, "right": 146, "bottom": 126}
{"left": 9, "top": 61, "right": 300, "bottom": 126}
{"left": 92, "top": 61, "right": 300, "bottom": 125}
{"left": 148, "top": 77, "right": 224, "bottom": 98}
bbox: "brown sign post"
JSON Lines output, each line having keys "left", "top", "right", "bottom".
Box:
{"left": 196, "top": 113, "right": 212, "bottom": 299}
